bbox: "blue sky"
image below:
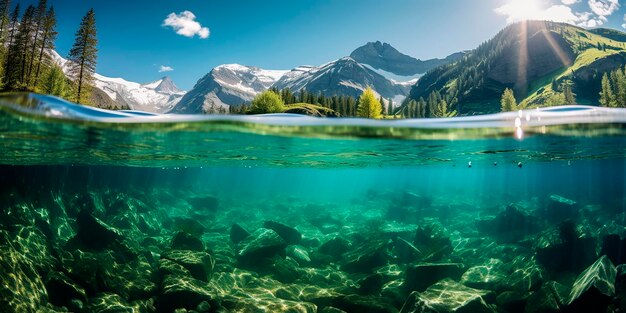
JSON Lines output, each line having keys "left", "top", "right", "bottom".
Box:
{"left": 16, "top": 0, "right": 626, "bottom": 89}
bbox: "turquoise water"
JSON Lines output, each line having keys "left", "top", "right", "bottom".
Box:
{"left": 1, "top": 94, "right": 626, "bottom": 313}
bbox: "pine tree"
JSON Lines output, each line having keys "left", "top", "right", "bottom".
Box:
{"left": 562, "top": 81, "right": 575, "bottom": 105}
{"left": 500, "top": 88, "right": 518, "bottom": 112}
{"left": 599, "top": 73, "right": 615, "bottom": 107}
{"left": 26, "top": 0, "right": 46, "bottom": 86}
{"left": 6, "top": 5, "right": 34, "bottom": 89}
{"left": 34, "top": 7, "right": 56, "bottom": 88}
{"left": 0, "top": 0, "right": 10, "bottom": 43}
{"left": 356, "top": 87, "right": 382, "bottom": 119}
{"left": 42, "top": 64, "right": 67, "bottom": 97}
{"left": 68, "top": 8, "right": 97, "bottom": 104}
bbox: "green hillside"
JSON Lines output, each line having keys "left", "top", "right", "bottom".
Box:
{"left": 405, "top": 21, "right": 626, "bottom": 116}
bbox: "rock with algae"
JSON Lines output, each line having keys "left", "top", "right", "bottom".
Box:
{"left": 400, "top": 279, "right": 496, "bottom": 313}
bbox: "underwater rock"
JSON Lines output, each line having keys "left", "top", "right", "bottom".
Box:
{"left": 287, "top": 245, "right": 311, "bottom": 264}
{"left": 264, "top": 220, "right": 303, "bottom": 245}
{"left": 507, "top": 256, "right": 547, "bottom": 292}
{"left": 219, "top": 296, "right": 317, "bottom": 313}
{"left": 413, "top": 224, "right": 453, "bottom": 262}
{"left": 476, "top": 204, "right": 541, "bottom": 243}
{"left": 161, "top": 250, "right": 215, "bottom": 282}
{"left": 357, "top": 273, "right": 385, "bottom": 295}
{"left": 171, "top": 231, "right": 205, "bottom": 251}
{"left": 74, "top": 209, "right": 123, "bottom": 249}
{"left": 461, "top": 259, "right": 507, "bottom": 291}
{"left": 159, "top": 258, "right": 192, "bottom": 277}
{"left": 100, "top": 255, "right": 158, "bottom": 301}
{"left": 600, "top": 234, "right": 626, "bottom": 265}
{"left": 319, "top": 237, "right": 351, "bottom": 260}
{"left": 272, "top": 257, "right": 305, "bottom": 283}
{"left": 187, "top": 195, "right": 220, "bottom": 215}
{"left": 0, "top": 231, "right": 49, "bottom": 312}
{"left": 566, "top": 255, "right": 616, "bottom": 312}
{"left": 523, "top": 281, "right": 569, "bottom": 313}
{"left": 534, "top": 220, "right": 597, "bottom": 274}
{"left": 45, "top": 271, "right": 88, "bottom": 309}
{"left": 341, "top": 239, "right": 391, "bottom": 273}
{"left": 171, "top": 217, "right": 207, "bottom": 237}
{"left": 86, "top": 293, "right": 151, "bottom": 313}
{"left": 404, "top": 263, "right": 465, "bottom": 293}
{"left": 229, "top": 223, "right": 250, "bottom": 244}
{"left": 542, "top": 195, "right": 579, "bottom": 223}
{"left": 159, "top": 275, "right": 214, "bottom": 312}
{"left": 326, "top": 294, "right": 399, "bottom": 313}
{"left": 236, "top": 228, "right": 287, "bottom": 265}
{"left": 400, "top": 279, "right": 496, "bottom": 313}
{"left": 320, "top": 307, "right": 348, "bottom": 313}
{"left": 496, "top": 291, "right": 528, "bottom": 313}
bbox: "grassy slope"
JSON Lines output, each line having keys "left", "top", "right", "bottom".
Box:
{"left": 521, "top": 25, "right": 626, "bottom": 107}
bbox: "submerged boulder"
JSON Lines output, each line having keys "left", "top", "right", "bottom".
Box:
{"left": 534, "top": 220, "right": 597, "bottom": 273}
{"left": 264, "top": 220, "right": 302, "bottom": 245}
{"left": 74, "top": 209, "right": 123, "bottom": 249}
{"left": 542, "top": 195, "right": 579, "bottom": 223}
{"left": 171, "top": 231, "right": 205, "bottom": 251}
{"left": 161, "top": 250, "right": 215, "bottom": 282}
{"left": 319, "top": 237, "right": 351, "bottom": 260}
{"left": 566, "top": 255, "right": 616, "bottom": 312}
{"left": 230, "top": 223, "right": 250, "bottom": 244}
{"left": 237, "top": 228, "right": 287, "bottom": 265}
{"left": 400, "top": 279, "right": 495, "bottom": 313}
{"left": 341, "top": 239, "right": 391, "bottom": 273}
{"left": 461, "top": 259, "right": 507, "bottom": 291}
{"left": 159, "top": 275, "right": 214, "bottom": 312}
{"left": 476, "top": 204, "right": 541, "bottom": 243}
{"left": 0, "top": 232, "right": 49, "bottom": 312}
{"left": 523, "top": 281, "right": 569, "bottom": 313}
{"left": 404, "top": 263, "right": 465, "bottom": 293}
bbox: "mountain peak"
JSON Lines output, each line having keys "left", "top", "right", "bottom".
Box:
{"left": 143, "top": 76, "right": 183, "bottom": 94}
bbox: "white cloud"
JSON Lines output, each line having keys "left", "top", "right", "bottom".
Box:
{"left": 495, "top": 0, "right": 614, "bottom": 27}
{"left": 159, "top": 65, "right": 174, "bottom": 73}
{"left": 163, "top": 11, "right": 210, "bottom": 39}
{"left": 588, "top": 0, "right": 619, "bottom": 17}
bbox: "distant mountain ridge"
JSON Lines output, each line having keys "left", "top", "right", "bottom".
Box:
{"left": 350, "top": 41, "right": 465, "bottom": 77}
{"left": 404, "top": 21, "right": 626, "bottom": 115}
{"left": 50, "top": 50, "right": 186, "bottom": 113}
{"left": 170, "top": 42, "right": 456, "bottom": 114}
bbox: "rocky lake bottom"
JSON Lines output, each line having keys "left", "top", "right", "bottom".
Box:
{"left": 1, "top": 164, "right": 626, "bottom": 313}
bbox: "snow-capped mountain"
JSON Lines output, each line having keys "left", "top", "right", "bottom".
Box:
{"left": 49, "top": 50, "right": 186, "bottom": 113}
{"left": 273, "top": 57, "right": 411, "bottom": 104}
{"left": 170, "top": 64, "right": 287, "bottom": 114}
{"left": 169, "top": 42, "right": 462, "bottom": 114}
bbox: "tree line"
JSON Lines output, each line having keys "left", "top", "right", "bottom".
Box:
{"left": 230, "top": 87, "right": 396, "bottom": 118}
{"left": 237, "top": 87, "right": 392, "bottom": 119}
{"left": 400, "top": 90, "right": 457, "bottom": 118}
{"left": 599, "top": 66, "right": 626, "bottom": 108}
{"left": 0, "top": 0, "right": 97, "bottom": 104}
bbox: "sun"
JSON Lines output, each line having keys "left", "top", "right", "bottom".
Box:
{"left": 495, "top": 0, "right": 546, "bottom": 23}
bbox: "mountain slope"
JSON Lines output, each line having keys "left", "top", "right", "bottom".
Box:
{"left": 169, "top": 64, "right": 287, "bottom": 114}
{"left": 50, "top": 50, "right": 186, "bottom": 113}
{"left": 405, "top": 21, "right": 626, "bottom": 115}
{"left": 273, "top": 57, "right": 410, "bottom": 102}
{"left": 350, "top": 41, "right": 464, "bottom": 77}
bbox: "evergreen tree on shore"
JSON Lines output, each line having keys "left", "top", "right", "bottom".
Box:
{"left": 600, "top": 73, "right": 616, "bottom": 107}
{"left": 500, "top": 88, "right": 518, "bottom": 112}
{"left": 68, "top": 9, "right": 97, "bottom": 104}
{"left": 26, "top": 0, "right": 47, "bottom": 87}
{"left": 34, "top": 7, "right": 57, "bottom": 86}
{"left": 356, "top": 87, "right": 382, "bottom": 119}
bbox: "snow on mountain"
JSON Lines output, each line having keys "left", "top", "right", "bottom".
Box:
{"left": 170, "top": 64, "right": 288, "bottom": 114}
{"left": 273, "top": 57, "right": 411, "bottom": 105}
{"left": 49, "top": 50, "right": 186, "bottom": 113}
